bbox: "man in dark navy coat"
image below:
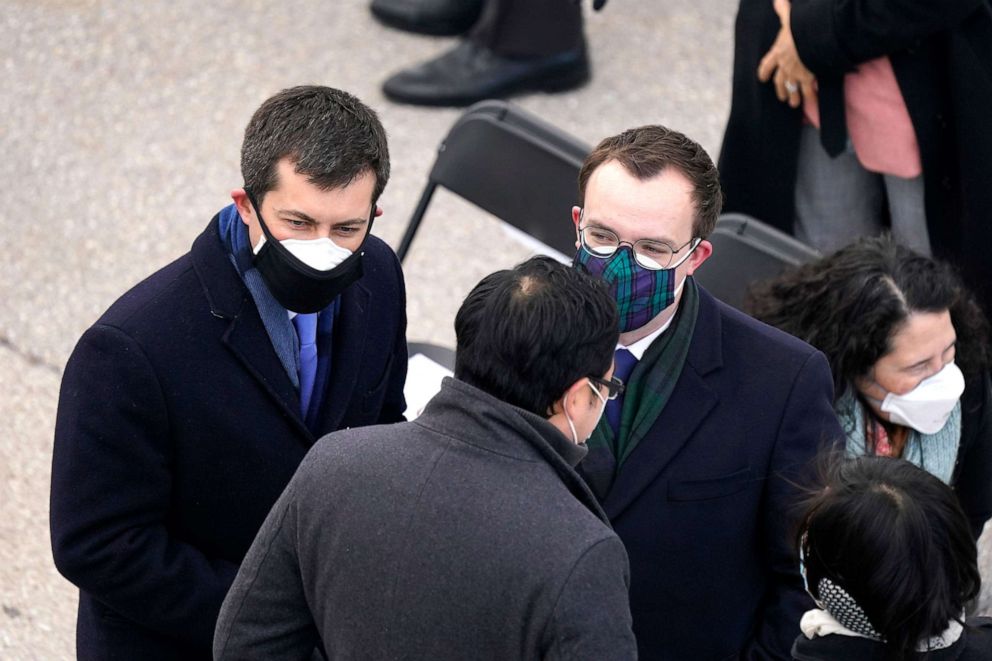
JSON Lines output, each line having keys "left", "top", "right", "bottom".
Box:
{"left": 49, "top": 86, "right": 407, "bottom": 660}
{"left": 571, "top": 125, "right": 844, "bottom": 659}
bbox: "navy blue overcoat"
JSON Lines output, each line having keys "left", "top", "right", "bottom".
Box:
{"left": 584, "top": 286, "right": 843, "bottom": 659}
{"left": 50, "top": 215, "right": 407, "bottom": 659}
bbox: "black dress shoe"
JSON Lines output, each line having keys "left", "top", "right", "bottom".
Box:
{"left": 371, "top": 0, "right": 483, "bottom": 36}
{"left": 382, "top": 41, "right": 590, "bottom": 107}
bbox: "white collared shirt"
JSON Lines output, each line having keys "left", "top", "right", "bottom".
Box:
{"left": 619, "top": 314, "right": 676, "bottom": 360}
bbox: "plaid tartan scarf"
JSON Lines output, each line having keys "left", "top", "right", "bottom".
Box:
{"left": 582, "top": 278, "right": 700, "bottom": 498}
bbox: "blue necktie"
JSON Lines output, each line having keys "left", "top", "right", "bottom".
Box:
{"left": 292, "top": 313, "right": 318, "bottom": 418}
{"left": 606, "top": 348, "right": 638, "bottom": 439}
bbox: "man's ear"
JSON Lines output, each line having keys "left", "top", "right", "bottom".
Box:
{"left": 230, "top": 188, "right": 253, "bottom": 226}
{"left": 684, "top": 239, "right": 713, "bottom": 277}
{"left": 549, "top": 377, "right": 588, "bottom": 417}
{"left": 564, "top": 377, "right": 593, "bottom": 413}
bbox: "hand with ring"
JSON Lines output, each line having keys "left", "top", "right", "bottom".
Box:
{"left": 757, "top": 0, "right": 818, "bottom": 108}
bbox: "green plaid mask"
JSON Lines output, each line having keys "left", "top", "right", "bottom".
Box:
{"left": 574, "top": 245, "right": 682, "bottom": 332}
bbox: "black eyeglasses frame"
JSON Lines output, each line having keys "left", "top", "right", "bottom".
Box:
{"left": 588, "top": 375, "right": 625, "bottom": 401}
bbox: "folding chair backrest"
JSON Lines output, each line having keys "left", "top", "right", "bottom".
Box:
{"left": 694, "top": 213, "right": 820, "bottom": 309}
{"left": 396, "top": 100, "right": 591, "bottom": 262}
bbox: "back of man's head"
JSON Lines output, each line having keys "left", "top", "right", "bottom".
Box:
{"left": 578, "top": 124, "right": 723, "bottom": 239}
{"left": 454, "top": 256, "right": 619, "bottom": 416}
{"left": 241, "top": 85, "right": 390, "bottom": 204}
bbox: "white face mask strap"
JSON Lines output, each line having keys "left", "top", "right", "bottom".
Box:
{"left": 667, "top": 243, "right": 699, "bottom": 297}
{"left": 563, "top": 391, "right": 579, "bottom": 445}
{"left": 586, "top": 379, "right": 608, "bottom": 407}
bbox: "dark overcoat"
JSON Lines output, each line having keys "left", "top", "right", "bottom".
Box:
{"left": 719, "top": 0, "right": 992, "bottom": 312}
{"left": 50, "top": 215, "right": 407, "bottom": 660}
{"left": 584, "top": 286, "right": 844, "bottom": 659}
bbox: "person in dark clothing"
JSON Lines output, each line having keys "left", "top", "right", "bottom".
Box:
{"left": 747, "top": 235, "right": 992, "bottom": 540}
{"left": 570, "top": 125, "right": 843, "bottom": 659}
{"left": 374, "top": 0, "right": 607, "bottom": 106}
{"left": 50, "top": 86, "right": 407, "bottom": 660}
{"left": 719, "top": 0, "right": 992, "bottom": 316}
{"left": 793, "top": 456, "right": 992, "bottom": 660}
{"left": 214, "top": 257, "right": 638, "bottom": 660}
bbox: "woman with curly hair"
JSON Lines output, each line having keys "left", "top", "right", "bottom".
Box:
{"left": 794, "top": 456, "right": 992, "bottom": 659}
{"left": 747, "top": 235, "right": 992, "bottom": 538}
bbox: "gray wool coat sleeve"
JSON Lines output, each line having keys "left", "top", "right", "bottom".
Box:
{"left": 213, "top": 477, "right": 318, "bottom": 661}
{"left": 543, "top": 536, "right": 634, "bottom": 660}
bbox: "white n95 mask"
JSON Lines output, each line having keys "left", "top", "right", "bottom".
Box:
{"left": 253, "top": 235, "right": 353, "bottom": 272}
{"left": 880, "top": 362, "right": 965, "bottom": 434}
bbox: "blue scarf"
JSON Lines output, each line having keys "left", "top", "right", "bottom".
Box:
{"left": 218, "top": 205, "right": 299, "bottom": 387}
{"left": 837, "top": 388, "right": 961, "bottom": 484}
{"left": 218, "top": 205, "right": 341, "bottom": 428}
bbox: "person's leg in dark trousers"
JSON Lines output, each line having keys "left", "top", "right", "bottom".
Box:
{"left": 381, "top": 0, "right": 588, "bottom": 107}
{"left": 470, "top": 0, "right": 583, "bottom": 57}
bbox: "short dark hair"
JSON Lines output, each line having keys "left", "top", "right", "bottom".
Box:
{"left": 241, "top": 85, "right": 390, "bottom": 204}
{"left": 746, "top": 234, "right": 990, "bottom": 398}
{"left": 577, "top": 125, "right": 723, "bottom": 239}
{"left": 454, "top": 256, "right": 619, "bottom": 416}
{"left": 798, "top": 456, "right": 980, "bottom": 658}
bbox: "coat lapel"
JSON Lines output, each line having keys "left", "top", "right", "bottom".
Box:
{"left": 316, "top": 278, "right": 370, "bottom": 433}
{"left": 602, "top": 288, "right": 725, "bottom": 520}
{"left": 602, "top": 366, "right": 717, "bottom": 520}
{"left": 191, "top": 216, "right": 313, "bottom": 445}
{"left": 222, "top": 310, "right": 312, "bottom": 442}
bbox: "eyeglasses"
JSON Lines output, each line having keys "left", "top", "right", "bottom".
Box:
{"left": 578, "top": 218, "right": 700, "bottom": 271}
{"left": 588, "top": 375, "right": 625, "bottom": 401}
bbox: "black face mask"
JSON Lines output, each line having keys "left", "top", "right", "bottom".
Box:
{"left": 244, "top": 187, "right": 372, "bottom": 314}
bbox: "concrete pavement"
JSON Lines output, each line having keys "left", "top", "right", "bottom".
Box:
{"left": 2, "top": 1, "right": 988, "bottom": 658}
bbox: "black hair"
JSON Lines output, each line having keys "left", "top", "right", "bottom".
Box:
{"left": 798, "top": 456, "right": 981, "bottom": 659}
{"left": 746, "top": 234, "right": 989, "bottom": 397}
{"left": 454, "top": 256, "right": 619, "bottom": 417}
{"left": 241, "top": 85, "right": 390, "bottom": 204}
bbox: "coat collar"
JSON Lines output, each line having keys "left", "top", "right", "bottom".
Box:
{"left": 417, "top": 378, "right": 608, "bottom": 525}
{"left": 601, "top": 286, "right": 724, "bottom": 519}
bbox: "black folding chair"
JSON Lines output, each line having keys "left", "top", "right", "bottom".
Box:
{"left": 402, "top": 100, "right": 592, "bottom": 370}
{"left": 693, "top": 213, "right": 820, "bottom": 310}
{"left": 397, "top": 99, "right": 591, "bottom": 263}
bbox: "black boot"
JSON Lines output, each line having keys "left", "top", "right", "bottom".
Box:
{"left": 382, "top": 41, "right": 590, "bottom": 107}
{"left": 370, "top": 0, "right": 484, "bottom": 36}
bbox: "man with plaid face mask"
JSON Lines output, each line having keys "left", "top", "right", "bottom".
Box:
{"left": 570, "top": 125, "right": 843, "bottom": 660}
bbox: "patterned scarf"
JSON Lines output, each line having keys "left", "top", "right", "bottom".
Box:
{"left": 582, "top": 278, "right": 700, "bottom": 498}
{"left": 836, "top": 388, "right": 961, "bottom": 484}
{"left": 802, "top": 580, "right": 965, "bottom": 651}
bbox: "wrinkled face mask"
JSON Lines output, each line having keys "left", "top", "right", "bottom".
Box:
{"left": 245, "top": 187, "right": 371, "bottom": 314}
{"left": 573, "top": 240, "right": 698, "bottom": 333}
{"left": 873, "top": 362, "right": 965, "bottom": 434}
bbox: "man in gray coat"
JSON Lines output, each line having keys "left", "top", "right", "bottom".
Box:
{"left": 214, "top": 256, "right": 637, "bottom": 660}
